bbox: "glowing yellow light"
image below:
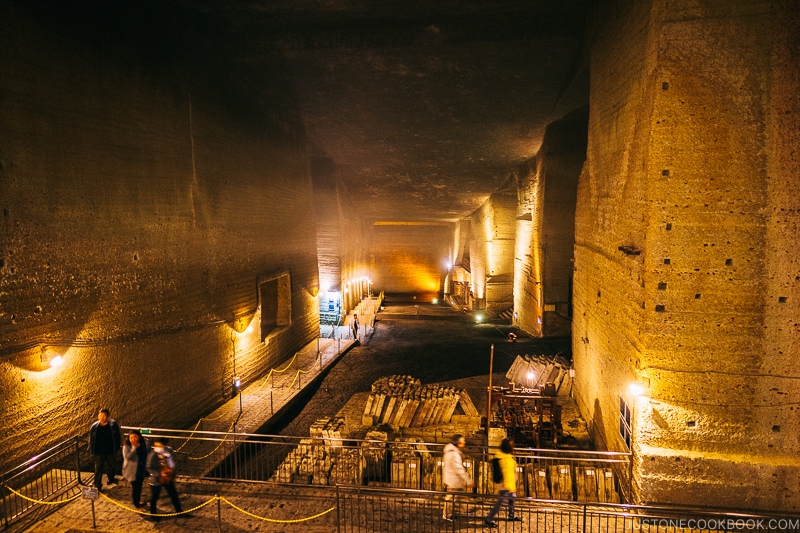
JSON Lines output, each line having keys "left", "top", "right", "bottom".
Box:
{"left": 629, "top": 383, "right": 645, "bottom": 396}
{"left": 432, "top": 298, "right": 438, "bottom": 304}
{"left": 49, "top": 355, "right": 64, "bottom": 368}
{"left": 244, "top": 325, "right": 253, "bottom": 334}
{"left": 476, "top": 314, "right": 483, "bottom": 323}
{"left": 527, "top": 371, "right": 534, "bottom": 381}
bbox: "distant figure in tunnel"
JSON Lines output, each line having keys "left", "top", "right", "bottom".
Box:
{"left": 352, "top": 314, "right": 359, "bottom": 339}
{"left": 89, "top": 408, "right": 122, "bottom": 491}
{"left": 146, "top": 439, "right": 183, "bottom": 520}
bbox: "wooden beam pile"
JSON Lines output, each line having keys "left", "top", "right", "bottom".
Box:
{"left": 526, "top": 465, "right": 550, "bottom": 498}
{"left": 390, "top": 441, "right": 421, "bottom": 489}
{"left": 327, "top": 449, "right": 363, "bottom": 486}
{"left": 361, "top": 429, "right": 390, "bottom": 482}
{"left": 575, "top": 466, "right": 619, "bottom": 503}
{"left": 505, "top": 355, "right": 568, "bottom": 393}
{"left": 548, "top": 464, "right": 574, "bottom": 500}
{"left": 362, "top": 375, "right": 478, "bottom": 428}
{"left": 310, "top": 415, "right": 347, "bottom": 445}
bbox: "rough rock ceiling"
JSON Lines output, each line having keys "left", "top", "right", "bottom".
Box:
{"left": 187, "top": 0, "right": 590, "bottom": 222}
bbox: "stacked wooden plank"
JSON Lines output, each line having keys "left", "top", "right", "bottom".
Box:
{"left": 328, "top": 449, "right": 363, "bottom": 486}
{"left": 362, "top": 375, "right": 477, "bottom": 428}
{"left": 505, "top": 354, "right": 568, "bottom": 393}
{"left": 597, "top": 468, "right": 620, "bottom": 503}
{"left": 575, "top": 466, "right": 600, "bottom": 502}
{"left": 422, "top": 454, "right": 443, "bottom": 491}
{"left": 361, "top": 430, "right": 390, "bottom": 481}
{"left": 390, "top": 441, "right": 421, "bottom": 489}
{"left": 526, "top": 465, "right": 550, "bottom": 499}
{"left": 548, "top": 464, "right": 574, "bottom": 501}
{"left": 310, "top": 416, "right": 347, "bottom": 445}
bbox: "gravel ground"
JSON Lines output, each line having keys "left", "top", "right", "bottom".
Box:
{"left": 276, "top": 295, "right": 586, "bottom": 447}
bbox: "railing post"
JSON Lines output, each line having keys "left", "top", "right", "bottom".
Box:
{"left": 232, "top": 427, "right": 239, "bottom": 480}
{"left": 75, "top": 436, "right": 82, "bottom": 486}
{"left": 336, "top": 485, "right": 341, "bottom": 533}
{"left": 582, "top": 502, "right": 587, "bottom": 533}
{"left": 217, "top": 495, "right": 222, "bottom": 533}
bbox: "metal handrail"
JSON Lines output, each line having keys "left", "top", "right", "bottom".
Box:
{"left": 0, "top": 435, "right": 89, "bottom": 530}
{"left": 120, "top": 426, "right": 630, "bottom": 502}
{"left": 4, "top": 432, "right": 800, "bottom": 533}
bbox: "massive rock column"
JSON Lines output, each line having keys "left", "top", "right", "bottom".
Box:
{"left": 573, "top": 0, "right": 800, "bottom": 510}
{"left": 469, "top": 190, "right": 516, "bottom": 313}
{"left": 514, "top": 108, "right": 587, "bottom": 337}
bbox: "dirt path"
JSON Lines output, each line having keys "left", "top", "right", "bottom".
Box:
{"left": 276, "top": 295, "right": 574, "bottom": 440}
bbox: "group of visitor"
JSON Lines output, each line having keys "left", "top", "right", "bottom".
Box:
{"left": 88, "top": 408, "right": 182, "bottom": 521}
{"left": 442, "top": 433, "right": 522, "bottom": 528}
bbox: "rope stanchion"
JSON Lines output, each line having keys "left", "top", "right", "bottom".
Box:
{"left": 219, "top": 497, "right": 335, "bottom": 523}
{"left": 4, "top": 486, "right": 82, "bottom": 505}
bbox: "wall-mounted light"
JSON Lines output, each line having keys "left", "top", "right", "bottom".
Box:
{"left": 475, "top": 314, "right": 483, "bottom": 323}
{"left": 233, "top": 376, "right": 241, "bottom": 398}
{"left": 49, "top": 355, "right": 64, "bottom": 368}
{"left": 629, "top": 382, "right": 645, "bottom": 396}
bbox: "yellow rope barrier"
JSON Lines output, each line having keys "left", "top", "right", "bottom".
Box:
{"left": 255, "top": 353, "right": 298, "bottom": 392}
{"left": 285, "top": 370, "right": 301, "bottom": 390}
{"left": 98, "top": 492, "right": 334, "bottom": 523}
{"left": 273, "top": 353, "right": 298, "bottom": 373}
{"left": 219, "top": 497, "right": 336, "bottom": 523}
{"left": 172, "top": 418, "right": 203, "bottom": 452}
{"left": 4, "top": 486, "right": 82, "bottom": 505}
{"left": 99, "top": 491, "right": 217, "bottom": 517}
{"left": 201, "top": 410, "right": 229, "bottom": 422}
{"left": 187, "top": 420, "right": 237, "bottom": 460}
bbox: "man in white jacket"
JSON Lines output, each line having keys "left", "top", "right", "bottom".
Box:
{"left": 442, "top": 434, "right": 473, "bottom": 521}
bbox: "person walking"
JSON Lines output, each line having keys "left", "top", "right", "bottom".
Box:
{"left": 89, "top": 408, "right": 122, "bottom": 492}
{"left": 146, "top": 439, "right": 183, "bottom": 520}
{"left": 484, "top": 438, "right": 522, "bottom": 528}
{"left": 442, "top": 433, "right": 473, "bottom": 521}
{"left": 122, "top": 430, "right": 148, "bottom": 509}
{"left": 352, "top": 314, "right": 360, "bottom": 339}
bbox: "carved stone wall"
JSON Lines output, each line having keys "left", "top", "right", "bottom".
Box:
{"left": 0, "top": 4, "right": 319, "bottom": 473}
{"left": 514, "top": 108, "right": 587, "bottom": 337}
{"left": 573, "top": 0, "right": 800, "bottom": 511}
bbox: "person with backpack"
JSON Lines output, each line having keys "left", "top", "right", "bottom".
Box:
{"left": 484, "top": 438, "right": 522, "bottom": 528}
{"left": 145, "top": 439, "right": 183, "bottom": 520}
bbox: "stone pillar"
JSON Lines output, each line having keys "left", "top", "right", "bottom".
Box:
{"left": 573, "top": 0, "right": 800, "bottom": 511}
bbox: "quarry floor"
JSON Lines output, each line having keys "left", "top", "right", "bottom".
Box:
{"left": 23, "top": 295, "right": 590, "bottom": 532}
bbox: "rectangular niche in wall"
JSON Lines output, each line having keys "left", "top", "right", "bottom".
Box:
{"left": 260, "top": 272, "right": 292, "bottom": 339}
